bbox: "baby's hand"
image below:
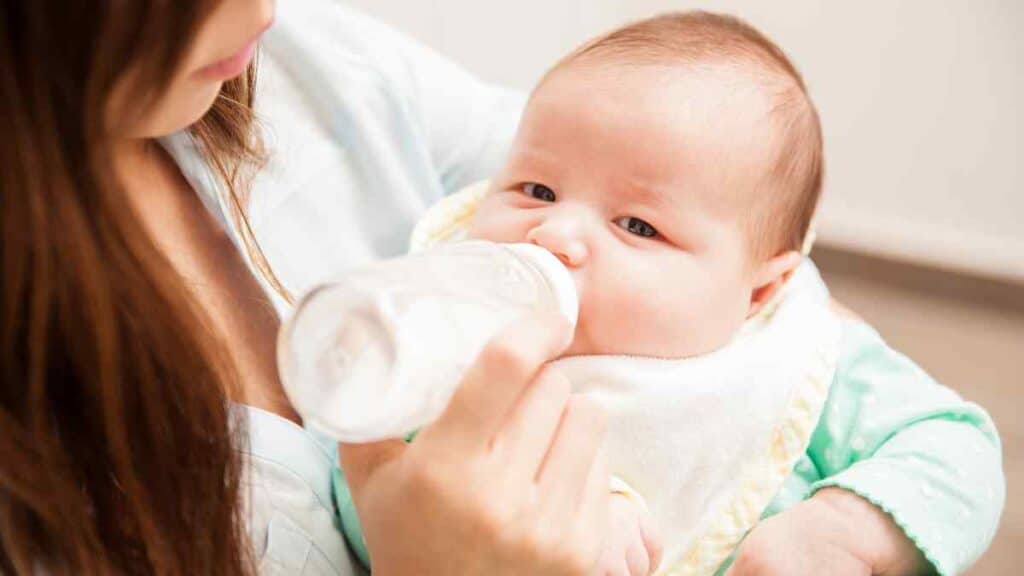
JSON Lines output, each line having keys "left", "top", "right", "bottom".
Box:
{"left": 592, "top": 492, "right": 662, "bottom": 576}
{"left": 726, "top": 488, "right": 928, "bottom": 576}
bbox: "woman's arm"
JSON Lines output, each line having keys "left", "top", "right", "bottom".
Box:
{"left": 234, "top": 0, "right": 526, "bottom": 294}
{"left": 317, "top": 3, "right": 526, "bottom": 195}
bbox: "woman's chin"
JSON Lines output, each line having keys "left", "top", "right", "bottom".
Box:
{"left": 128, "top": 78, "right": 224, "bottom": 139}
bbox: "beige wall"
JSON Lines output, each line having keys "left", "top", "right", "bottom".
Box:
{"left": 344, "top": 0, "right": 1024, "bottom": 282}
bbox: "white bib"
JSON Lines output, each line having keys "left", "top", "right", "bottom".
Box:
{"left": 412, "top": 182, "right": 840, "bottom": 575}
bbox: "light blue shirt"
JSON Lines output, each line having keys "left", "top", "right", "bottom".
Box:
{"left": 168, "top": 0, "right": 524, "bottom": 317}
{"left": 240, "top": 405, "right": 359, "bottom": 575}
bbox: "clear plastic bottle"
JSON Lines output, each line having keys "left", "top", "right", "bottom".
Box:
{"left": 277, "top": 241, "right": 579, "bottom": 442}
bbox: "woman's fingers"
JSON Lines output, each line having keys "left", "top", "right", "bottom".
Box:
{"left": 575, "top": 438, "right": 612, "bottom": 571}
{"left": 491, "top": 366, "right": 572, "bottom": 481}
{"left": 432, "top": 311, "right": 572, "bottom": 450}
{"left": 342, "top": 311, "right": 614, "bottom": 575}
{"left": 537, "top": 395, "right": 608, "bottom": 513}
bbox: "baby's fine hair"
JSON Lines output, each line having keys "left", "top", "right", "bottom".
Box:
{"left": 549, "top": 11, "right": 823, "bottom": 258}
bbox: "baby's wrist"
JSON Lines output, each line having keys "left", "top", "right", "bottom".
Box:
{"left": 811, "top": 487, "right": 928, "bottom": 575}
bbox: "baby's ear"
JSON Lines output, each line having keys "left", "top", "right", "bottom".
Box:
{"left": 747, "top": 250, "right": 803, "bottom": 318}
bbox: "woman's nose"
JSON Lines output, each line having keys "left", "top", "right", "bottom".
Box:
{"left": 526, "top": 216, "right": 589, "bottom": 267}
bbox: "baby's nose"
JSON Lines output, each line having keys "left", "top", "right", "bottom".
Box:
{"left": 526, "top": 218, "right": 589, "bottom": 268}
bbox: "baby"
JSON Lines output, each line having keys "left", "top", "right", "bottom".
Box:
{"left": 470, "top": 19, "right": 819, "bottom": 362}
{"left": 466, "top": 12, "right": 833, "bottom": 574}
{"left": 336, "top": 11, "right": 998, "bottom": 576}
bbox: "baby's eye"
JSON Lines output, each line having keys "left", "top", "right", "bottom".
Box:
{"left": 523, "top": 182, "right": 556, "bottom": 202}
{"left": 615, "top": 216, "right": 658, "bottom": 238}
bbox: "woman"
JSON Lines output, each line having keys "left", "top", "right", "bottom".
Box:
{"left": 1, "top": 0, "right": 609, "bottom": 574}
{"left": 1, "top": 0, "right": 1003, "bottom": 574}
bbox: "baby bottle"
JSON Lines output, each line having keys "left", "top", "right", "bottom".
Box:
{"left": 277, "top": 241, "right": 579, "bottom": 442}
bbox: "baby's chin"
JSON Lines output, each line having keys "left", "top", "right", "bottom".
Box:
{"left": 560, "top": 320, "right": 738, "bottom": 360}
{"left": 559, "top": 335, "right": 607, "bottom": 359}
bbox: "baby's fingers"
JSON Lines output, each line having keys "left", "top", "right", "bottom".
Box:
{"left": 638, "top": 512, "right": 663, "bottom": 574}
{"left": 624, "top": 531, "right": 652, "bottom": 576}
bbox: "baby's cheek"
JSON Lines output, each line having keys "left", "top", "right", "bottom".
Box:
{"left": 578, "top": 273, "right": 721, "bottom": 358}
{"left": 618, "top": 289, "right": 683, "bottom": 352}
{"left": 577, "top": 278, "right": 671, "bottom": 356}
{"left": 466, "top": 201, "right": 525, "bottom": 243}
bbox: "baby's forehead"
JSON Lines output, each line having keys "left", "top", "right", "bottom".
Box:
{"left": 524, "top": 12, "right": 823, "bottom": 259}
{"left": 535, "top": 61, "right": 781, "bottom": 177}
{"left": 544, "top": 56, "right": 780, "bottom": 117}
{"left": 517, "top": 61, "right": 794, "bottom": 231}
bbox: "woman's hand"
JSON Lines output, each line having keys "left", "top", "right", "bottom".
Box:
{"left": 339, "top": 311, "right": 611, "bottom": 576}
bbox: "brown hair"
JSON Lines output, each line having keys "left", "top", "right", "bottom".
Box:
{"left": 0, "top": 1, "right": 259, "bottom": 574}
{"left": 553, "top": 11, "right": 824, "bottom": 258}
{"left": 191, "top": 65, "right": 293, "bottom": 304}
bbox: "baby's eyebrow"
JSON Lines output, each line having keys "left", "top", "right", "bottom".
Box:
{"left": 621, "top": 179, "right": 679, "bottom": 211}
{"left": 514, "top": 146, "right": 561, "bottom": 167}
{"left": 502, "top": 147, "right": 563, "bottom": 179}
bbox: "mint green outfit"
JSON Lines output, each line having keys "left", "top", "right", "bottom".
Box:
{"left": 335, "top": 319, "right": 1005, "bottom": 576}
{"left": 712, "top": 319, "right": 1004, "bottom": 575}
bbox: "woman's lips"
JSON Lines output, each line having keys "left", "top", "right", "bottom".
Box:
{"left": 198, "top": 38, "right": 259, "bottom": 80}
